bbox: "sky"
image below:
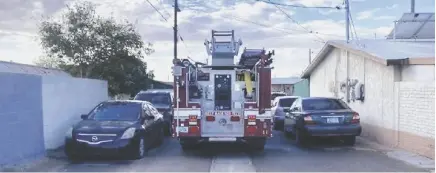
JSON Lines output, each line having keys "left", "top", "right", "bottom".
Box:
{"left": 0, "top": 0, "right": 434, "bottom": 82}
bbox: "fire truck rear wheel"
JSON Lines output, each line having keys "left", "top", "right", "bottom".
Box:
{"left": 248, "top": 138, "right": 266, "bottom": 151}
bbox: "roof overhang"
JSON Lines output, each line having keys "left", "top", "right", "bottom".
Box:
{"left": 300, "top": 41, "right": 435, "bottom": 79}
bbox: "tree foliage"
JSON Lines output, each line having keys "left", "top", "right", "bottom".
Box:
{"left": 38, "top": 1, "right": 155, "bottom": 96}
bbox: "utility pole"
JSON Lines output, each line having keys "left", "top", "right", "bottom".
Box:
{"left": 173, "top": 0, "right": 179, "bottom": 61}
{"left": 345, "top": 0, "right": 350, "bottom": 43}
{"left": 411, "top": 0, "right": 415, "bottom": 13}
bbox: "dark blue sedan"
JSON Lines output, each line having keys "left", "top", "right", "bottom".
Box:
{"left": 283, "top": 97, "right": 362, "bottom": 146}
{"left": 64, "top": 100, "right": 165, "bottom": 160}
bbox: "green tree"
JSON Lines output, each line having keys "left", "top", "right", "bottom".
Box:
{"left": 38, "top": 1, "right": 154, "bottom": 96}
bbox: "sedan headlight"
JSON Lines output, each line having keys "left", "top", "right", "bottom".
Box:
{"left": 65, "top": 127, "right": 73, "bottom": 138}
{"left": 120, "top": 127, "right": 136, "bottom": 139}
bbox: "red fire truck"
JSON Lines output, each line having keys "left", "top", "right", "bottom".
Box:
{"left": 171, "top": 30, "right": 274, "bottom": 151}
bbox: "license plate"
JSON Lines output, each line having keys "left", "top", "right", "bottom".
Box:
{"left": 176, "top": 127, "right": 188, "bottom": 133}
{"left": 326, "top": 117, "right": 339, "bottom": 124}
{"left": 209, "top": 137, "right": 237, "bottom": 142}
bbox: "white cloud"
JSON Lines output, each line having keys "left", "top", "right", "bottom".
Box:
{"left": 356, "top": 8, "right": 380, "bottom": 20}
{"left": 374, "top": 16, "right": 396, "bottom": 20}
{"left": 0, "top": 0, "right": 394, "bottom": 81}
{"left": 386, "top": 4, "right": 399, "bottom": 10}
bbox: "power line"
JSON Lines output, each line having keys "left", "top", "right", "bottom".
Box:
{"left": 145, "top": 0, "right": 169, "bottom": 22}
{"left": 222, "top": 16, "right": 326, "bottom": 43}
{"left": 258, "top": 0, "right": 342, "bottom": 10}
{"left": 271, "top": 3, "right": 327, "bottom": 43}
{"left": 182, "top": 6, "right": 344, "bottom": 41}
{"left": 348, "top": 7, "right": 359, "bottom": 41}
{"left": 145, "top": 0, "right": 197, "bottom": 63}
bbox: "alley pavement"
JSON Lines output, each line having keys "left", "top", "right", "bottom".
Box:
{"left": 25, "top": 131, "right": 431, "bottom": 172}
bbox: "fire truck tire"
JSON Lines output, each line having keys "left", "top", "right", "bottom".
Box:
{"left": 248, "top": 138, "right": 266, "bottom": 151}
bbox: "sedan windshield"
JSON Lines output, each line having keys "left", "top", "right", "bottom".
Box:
{"left": 134, "top": 93, "right": 170, "bottom": 105}
{"left": 87, "top": 102, "right": 141, "bottom": 121}
{"left": 279, "top": 98, "right": 297, "bottom": 107}
{"left": 302, "top": 98, "right": 350, "bottom": 111}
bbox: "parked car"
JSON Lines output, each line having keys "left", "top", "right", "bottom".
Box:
{"left": 64, "top": 100, "right": 165, "bottom": 160}
{"left": 271, "top": 92, "right": 287, "bottom": 105}
{"left": 133, "top": 90, "right": 173, "bottom": 136}
{"left": 283, "top": 97, "right": 362, "bottom": 146}
{"left": 271, "top": 96, "right": 299, "bottom": 131}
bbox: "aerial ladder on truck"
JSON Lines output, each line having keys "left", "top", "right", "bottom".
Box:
{"left": 171, "top": 30, "right": 274, "bottom": 151}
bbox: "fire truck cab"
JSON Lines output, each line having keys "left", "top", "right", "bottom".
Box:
{"left": 171, "top": 30, "right": 274, "bottom": 151}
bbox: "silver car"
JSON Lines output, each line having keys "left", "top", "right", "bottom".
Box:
{"left": 271, "top": 96, "right": 300, "bottom": 131}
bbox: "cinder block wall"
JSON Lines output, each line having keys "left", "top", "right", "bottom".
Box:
{"left": 397, "top": 82, "right": 435, "bottom": 159}
{"left": 0, "top": 73, "right": 45, "bottom": 166}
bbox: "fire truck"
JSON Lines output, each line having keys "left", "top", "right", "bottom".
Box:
{"left": 171, "top": 30, "right": 274, "bottom": 151}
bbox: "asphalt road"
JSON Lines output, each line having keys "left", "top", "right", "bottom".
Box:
{"left": 30, "top": 131, "right": 430, "bottom": 172}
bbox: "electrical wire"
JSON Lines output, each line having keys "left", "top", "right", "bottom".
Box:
{"left": 145, "top": 0, "right": 197, "bottom": 63}
{"left": 349, "top": 9, "right": 359, "bottom": 41}
{"left": 271, "top": 3, "right": 327, "bottom": 43}
{"left": 257, "top": 0, "right": 342, "bottom": 10}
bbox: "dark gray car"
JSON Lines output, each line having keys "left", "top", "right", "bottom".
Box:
{"left": 134, "top": 90, "right": 173, "bottom": 136}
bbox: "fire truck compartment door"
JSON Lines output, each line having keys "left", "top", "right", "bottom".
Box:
{"left": 201, "top": 110, "right": 244, "bottom": 137}
{"left": 201, "top": 71, "right": 245, "bottom": 137}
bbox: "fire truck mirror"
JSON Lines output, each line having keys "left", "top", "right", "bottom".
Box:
{"left": 172, "top": 66, "right": 182, "bottom": 77}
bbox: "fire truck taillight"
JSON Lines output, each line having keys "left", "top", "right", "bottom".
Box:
{"left": 230, "top": 116, "right": 240, "bottom": 121}
{"left": 188, "top": 115, "right": 198, "bottom": 126}
{"left": 206, "top": 116, "right": 215, "bottom": 121}
{"left": 247, "top": 115, "right": 256, "bottom": 125}
{"left": 247, "top": 126, "right": 257, "bottom": 134}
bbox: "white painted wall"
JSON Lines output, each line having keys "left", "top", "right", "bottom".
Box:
{"left": 309, "top": 48, "right": 397, "bottom": 131}
{"left": 309, "top": 46, "right": 435, "bottom": 154}
{"left": 401, "top": 65, "right": 435, "bottom": 81}
{"left": 42, "top": 76, "right": 108, "bottom": 149}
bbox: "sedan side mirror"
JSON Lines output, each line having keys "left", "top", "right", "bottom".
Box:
{"left": 80, "top": 114, "right": 88, "bottom": 120}
{"left": 145, "top": 115, "right": 155, "bottom": 120}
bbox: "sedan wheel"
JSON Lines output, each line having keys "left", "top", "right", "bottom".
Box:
{"left": 295, "top": 129, "right": 310, "bottom": 147}
{"left": 155, "top": 127, "right": 164, "bottom": 146}
{"left": 132, "top": 138, "right": 145, "bottom": 160}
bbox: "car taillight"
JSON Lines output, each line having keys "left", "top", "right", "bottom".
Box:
{"left": 247, "top": 115, "right": 256, "bottom": 125}
{"left": 230, "top": 116, "right": 240, "bottom": 121}
{"left": 304, "top": 115, "right": 316, "bottom": 125}
{"left": 206, "top": 116, "right": 215, "bottom": 121}
{"left": 351, "top": 113, "right": 360, "bottom": 123}
{"left": 189, "top": 115, "right": 198, "bottom": 126}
